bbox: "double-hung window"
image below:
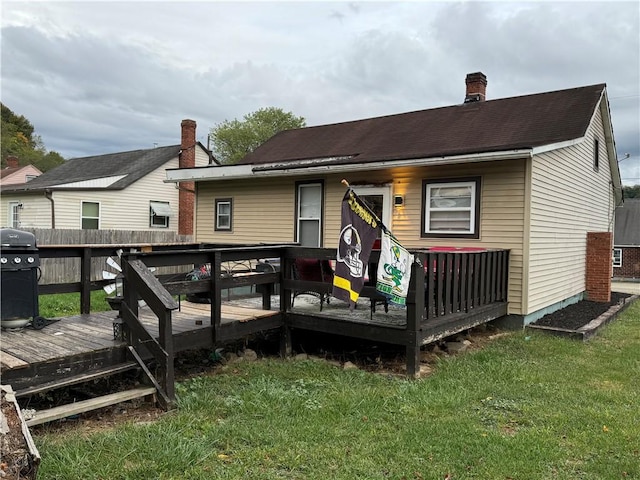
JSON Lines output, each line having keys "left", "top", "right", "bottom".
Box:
{"left": 296, "top": 182, "right": 323, "bottom": 247}
{"left": 81, "top": 201, "right": 100, "bottom": 229}
{"left": 215, "top": 198, "right": 232, "bottom": 231}
{"left": 150, "top": 201, "right": 171, "bottom": 228}
{"left": 612, "top": 248, "right": 622, "bottom": 268}
{"left": 422, "top": 177, "right": 481, "bottom": 238}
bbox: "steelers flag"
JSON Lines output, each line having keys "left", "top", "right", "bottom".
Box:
{"left": 332, "top": 190, "right": 380, "bottom": 309}
{"left": 375, "top": 230, "right": 414, "bottom": 306}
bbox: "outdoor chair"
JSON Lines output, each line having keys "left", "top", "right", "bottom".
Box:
{"left": 291, "top": 258, "right": 334, "bottom": 311}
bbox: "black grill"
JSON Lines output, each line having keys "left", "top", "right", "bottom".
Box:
{"left": 0, "top": 228, "right": 45, "bottom": 329}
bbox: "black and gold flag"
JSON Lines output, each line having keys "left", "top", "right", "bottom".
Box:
{"left": 332, "top": 190, "right": 380, "bottom": 309}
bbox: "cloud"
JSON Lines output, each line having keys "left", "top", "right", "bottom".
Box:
{"left": 1, "top": 1, "right": 638, "bottom": 184}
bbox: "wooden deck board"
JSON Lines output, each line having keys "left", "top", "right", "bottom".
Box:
{"left": 1, "top": 301, "right": 278, "bottom": 377}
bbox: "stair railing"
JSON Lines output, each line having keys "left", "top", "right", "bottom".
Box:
{"left": 121, "top": 257, "right": 179, "bottom": 409}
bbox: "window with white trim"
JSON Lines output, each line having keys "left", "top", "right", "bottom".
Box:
{"left": 8, "top": 202, "right": 21, "bottom": 228}
{"left": 612, "top": 248, "right": 622, "bottom": 268}
{"left": 296, "top": 182, "right": 323, "bottom": 247}
{"left": 422, "top": 177, "right": 481, "bottom": 238}
{"left": 215, "top": 198, "right": 232, "bottom": 231}
{"left": 150, "top": 201, "right": 171, "bottom": 228}
{"left": 81, "top": 201, "right": 100, "bottom": 229}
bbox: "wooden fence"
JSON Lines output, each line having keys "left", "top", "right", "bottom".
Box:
{"left": 19, "top": 229, "right": 195, "bottom": 285}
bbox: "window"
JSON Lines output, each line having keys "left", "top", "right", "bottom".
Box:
{"left": 612, "top": 248, "right": 622, "bottom": 268}
{"left": 8, "top": 202, "right": 21, "bottom": 228}
{"left": 593, "top": 138, "right": 600, "bottom": 172}
{"left": 422, "top": 177, "right": 481, "bottom": 238}
{"left": 81, "top": 201, "right": 100, "bottom": 229}
{"left": 215, "top": 198, "right": 232, "bottom": 231}
{"left": 296, "top": 182, "right": 323, "bottom": 247}
{"left": 150, "top": 201, "right": 171, "bottom": 228}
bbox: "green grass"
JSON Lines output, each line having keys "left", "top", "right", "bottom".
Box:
{"left": 34, "top": 300, "right": 640, "bottom": 479}
{"left": 38, "top": 290, "right": 113, "bottom": 318}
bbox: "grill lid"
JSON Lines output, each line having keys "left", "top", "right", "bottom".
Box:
{"left": 0, "top": 228, "right": 37, "bottom": 250}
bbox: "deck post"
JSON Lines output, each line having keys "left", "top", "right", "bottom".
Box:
{"left": 406, "top": 253, "right": 425, "bottom": 378}
{"left": 80, "top": 247, "right": 92, "bottom": 314}
{"left": 158, "top": 310, "right": 175, "bottom": 402}
{"left": 211, "top": 251, "right": 222, "bottom": 340}
{"left": 280, "top": 325, "right": 292, "bottom": 358}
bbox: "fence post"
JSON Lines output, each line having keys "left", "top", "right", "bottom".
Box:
{"left": 80, "top": 247, "right": 92, "bottom": 314}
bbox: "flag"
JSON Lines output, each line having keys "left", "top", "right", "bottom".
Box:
{"left": 376, "top": 230, "right": 414, "bottom": 306}
{"left": 332, "top": 190, "right": 380, "bottom": 308}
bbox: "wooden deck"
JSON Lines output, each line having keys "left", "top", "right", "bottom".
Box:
{"left": 0, "top": 301, "right": 280, "bottom": 392}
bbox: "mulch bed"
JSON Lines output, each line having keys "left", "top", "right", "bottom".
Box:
{"left": 531, "top": 292, "right": 631, "bottom": 330}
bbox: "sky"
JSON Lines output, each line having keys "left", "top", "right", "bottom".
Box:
{"left": 1, "top": 1, "right": 639, "bottom": 185}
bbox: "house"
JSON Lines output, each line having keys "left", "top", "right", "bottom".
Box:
{"left": 166, "top": 72, "right": 623, "bottom": 326}
{"left": 0, "top": 156, "right": 42, "bottom": 186}
{"left": 1, "top": 120, "right": 214, "bottom": 234}
{"left": 613, "top": 198, "right": 640, "bottom": 279}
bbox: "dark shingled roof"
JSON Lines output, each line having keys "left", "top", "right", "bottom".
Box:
{"left": 2, "top": 145, "right": 180, "bottom": 192}
{"left": 614, "top": 198, "right": 640, "bottom": 246}
{"left": 240, "top": 84, "right": 606, "bottom": 166}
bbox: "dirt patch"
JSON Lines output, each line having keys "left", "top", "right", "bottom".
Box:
{"left": 1, "top": 388, "right": 39, "bottom": 480}
{"left": 531, "top": 292, "right": 631, "bottom": 330}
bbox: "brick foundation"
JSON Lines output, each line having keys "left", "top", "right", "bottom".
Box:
{"left": 585, "top": 232, "right": 612, "bottom": 302}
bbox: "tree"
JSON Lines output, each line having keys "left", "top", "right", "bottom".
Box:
{"left": 1, "top": 103, "right": 65, "bottom": 172}
{"left": 623, "top": 184, "right": 640, "bottom": 199}
{"left": 210, "top": 107, "right": 306, "bottom": 164}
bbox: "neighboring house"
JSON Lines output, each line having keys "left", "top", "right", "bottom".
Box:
{"left": 1, "top": 120, "right": 214, "bottom": 234}
{"left": 613, "top": 198, "right": 640, "bottom": 279}
{"left": 166, "top": 72, "right": 623, "bottom": 326}
{"left": 0, "top": 156, "right": 42, "bottom": 185}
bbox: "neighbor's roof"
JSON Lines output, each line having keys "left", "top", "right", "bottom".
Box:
{"left": 2, "top": 145, "right": 181, "bottom": 193}
{"left": 614, "top": 198, "right": 640, "bottom": 246}
{"left": 239, "top": 83, "right": 607, "bottom": 166}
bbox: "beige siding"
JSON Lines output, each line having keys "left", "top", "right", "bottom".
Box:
{"left": 196, "top": 177, "right": 297, "bottom": 244}
{"left": 195, "top": 159, "right": 527, "bottom": 313}
{"left": 526, "top": 102, "right": 614, "bottom": 314}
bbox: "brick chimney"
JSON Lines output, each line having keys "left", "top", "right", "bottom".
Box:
{"left": 178, "top": 119, "right": 196, "bottom": 236}
{"left": 6, "top": 156, "right": 19, "bottom": 168}
{"left": 465, "top": 72, "right": 487, "bottom": 103}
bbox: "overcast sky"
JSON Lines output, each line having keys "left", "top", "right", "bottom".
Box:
{"left": 1, "top": 1, "right": 639, "bottom": 185}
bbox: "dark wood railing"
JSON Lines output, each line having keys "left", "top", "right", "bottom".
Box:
{"left": 34, "top": 243, "right": 509, "bottom": 393}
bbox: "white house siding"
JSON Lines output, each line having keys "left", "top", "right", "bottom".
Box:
{"left": 0, "top": 193, "right": 52, "bottom": 228}
{"left": 195, "top": 159, "right": 527, "bottom": 314}
{"left": 526, "top": 103, "right": 614, "bottom": 315}
{"left": 51, "top": 161, "right": 181, "bottom": 230}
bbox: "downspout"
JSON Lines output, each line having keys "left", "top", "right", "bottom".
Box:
{"left": 44, "top": 189, "right": 55, "bottom": 228}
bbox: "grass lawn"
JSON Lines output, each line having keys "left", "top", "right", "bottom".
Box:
{"left": 34, "top": 300, "right": 640, "bottom": 479}
{"left": 38, "top": 290, "right": 113, "bottom": 318}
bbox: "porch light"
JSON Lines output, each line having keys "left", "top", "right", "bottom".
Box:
{"left": 394, "top": 195, "right": 404, "bottom": 207}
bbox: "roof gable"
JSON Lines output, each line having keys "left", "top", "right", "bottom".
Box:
{"left": 240, "top": 84, "right": 606, "bottom": 166}
{"left": 3, "top": 145, "right": 181, "bottom": 192}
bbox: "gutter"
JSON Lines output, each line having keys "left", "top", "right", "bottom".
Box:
{"left": 165, "top": 149, "right": 534, "bottom": 183}
{"left": 44, "top": 189, "right": 55, "bottom": 229}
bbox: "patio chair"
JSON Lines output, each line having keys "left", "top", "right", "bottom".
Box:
{"left": 291, "top": 258, "right": 334, "bottom": 311}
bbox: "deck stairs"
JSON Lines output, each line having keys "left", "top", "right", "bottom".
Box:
{"left": 14, "top": 358, "right": 158, "bottom": 427}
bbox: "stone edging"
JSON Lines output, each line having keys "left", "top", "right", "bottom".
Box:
{"left": 525, "top": 294, "right": 639, "bottom": 341}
